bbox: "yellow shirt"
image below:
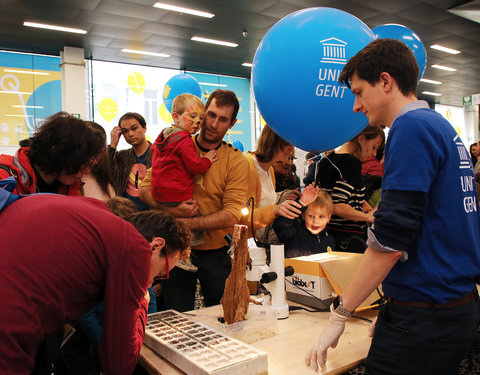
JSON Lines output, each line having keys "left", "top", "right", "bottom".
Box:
{"left": 240, "top": 153, "right": 276, "bottom": 237}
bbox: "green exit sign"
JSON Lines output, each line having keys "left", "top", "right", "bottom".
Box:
{"left": 463, "top": 96, "right": 472, "bottom": 106}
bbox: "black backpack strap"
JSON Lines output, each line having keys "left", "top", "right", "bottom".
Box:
{"left": 0, "top": 164, "right": 18, "bottom": 179}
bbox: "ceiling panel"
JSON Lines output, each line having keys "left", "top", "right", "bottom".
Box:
{"left": 0, "top": 0, "right": 479, "bottom": 106}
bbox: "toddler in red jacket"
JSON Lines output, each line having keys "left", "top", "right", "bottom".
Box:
{"left": 152, "top": 93, "right": 217, "bottom": 270}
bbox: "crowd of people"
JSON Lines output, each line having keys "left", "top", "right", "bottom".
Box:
{"left": 0, "top": 39, "right": 479, "bottom": 375}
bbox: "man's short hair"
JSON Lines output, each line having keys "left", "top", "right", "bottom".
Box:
{"left": 254, "top": 124, "right": 291, "bottom": 163}
{"left": 118, "top": 112, "right": 147, "bottom": 129}
{"left": 205, "top": 89, "right": 239, "bottom": 123}
{"left": 172, "top": 93, "right": 205, "bottom": 115}
{"left": 28, "top": 112, "right": 105, "bottom": 176}
{"left": 124, "top": 211, "right": 191, "bottom": 256}
{"left": 309, "top": 189, "right": 333, "bottom": 215}
{"left": 339, "top": 39, "right": 419, "bottom": 96}
{"left": 106, "top": 197, "right": 136, "bottom": 219}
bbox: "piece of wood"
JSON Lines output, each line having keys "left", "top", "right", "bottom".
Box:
{"left": 221, "top": 224, "right": 250, "bottom": 324}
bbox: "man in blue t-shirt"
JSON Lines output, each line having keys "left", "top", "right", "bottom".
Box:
{"left": 108, "top": 112, "right": 152, "bottom": 211}
{"left": 306, "top": 39, "right": 480, "bottom": 375}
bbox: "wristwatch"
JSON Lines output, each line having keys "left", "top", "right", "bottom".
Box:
{"left": 332, "top": 295, "right": 353, "bottom": 317}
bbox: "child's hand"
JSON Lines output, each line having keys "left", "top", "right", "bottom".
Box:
{"left": 299, "top": 183, "right": 319, "bottom": 206}
{"left": 205, "top": 150, "right": 218, "bottom": 164}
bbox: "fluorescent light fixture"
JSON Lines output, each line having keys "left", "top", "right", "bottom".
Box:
{"left": 191, "top": 36, "right": 238, "bottom": 48}
{"left": 153, "top": 2, "right": 214, "bottom": 18}
{"left": 12, "top": 105, "right": 44, "bottom": 109}
{"left": 0, "top": 91, "right": 32, "bottom": 95}
{"left": 4, "top": 69, "right": 49, "bottom": 76}
{"left": 23, "top": 21, "right": 87, "bottom": 34}
{"left": 242, "top": 63, "right": 253, "bottom": 67}
{"left": 122, "top": 49, "right": 170, "bottom": 58}
{"left": 6, "top": 114, "right": 33, "bottom": 117}
{"left": 430, "top": 45, "right": 460, "bottom": 54}
{"left": 422, "top": 91, "right": 442, "bottom": 96}
{"left": 199, "top": 82, "right": 227, "bottom": 87}
{"left": 420, "top": 78, "right": 442, "bottom": 85}
{"left": 431, "top": 64, "right": 457, "bottom": 72}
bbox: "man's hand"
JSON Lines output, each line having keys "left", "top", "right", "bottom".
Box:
{"left": 274, "top": 200, "right": 302, "bottom": 219}
{"left": 369, "top": 316, "right": 377, "bottom": 337}
{"left": 163, "top": 199, "right": 199, "bottom": 218}
{"left": 305, "top": 306, "right": 348, "bottom": 371}
{"left": 110, "top": 126, "right": 123, "bottom": 149}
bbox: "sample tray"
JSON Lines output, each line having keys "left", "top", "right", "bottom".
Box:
{"left": 144, "top": 310, "right": 268, "bottom": 375}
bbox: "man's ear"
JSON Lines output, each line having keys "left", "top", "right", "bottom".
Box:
{"left": 379, "top": 72, "right": 393, "bottom": 92}
{"left": 150, "top": 237, "right": 165, "bottom": 255}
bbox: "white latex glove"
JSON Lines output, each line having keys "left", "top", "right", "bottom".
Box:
{"left": 305, "top": 305, "right": 349, "bottom": 371}
{"left": 368, "top": 316, "right": 377, "bottom": 337}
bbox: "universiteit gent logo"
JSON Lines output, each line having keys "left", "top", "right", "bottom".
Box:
{"left": 320, "top": 38, "right": 347, "bottom": 65}
{"left": 315, "top": 37, "right": 348, "bottom": 98}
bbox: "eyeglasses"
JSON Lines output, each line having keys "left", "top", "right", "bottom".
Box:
{"left": 154, "top": 248, "right": 170, "bottom": 281}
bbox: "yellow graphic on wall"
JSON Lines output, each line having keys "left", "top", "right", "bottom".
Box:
{"left": 163, "top": 85, "right": 171, "bottom": 100}
{"left": 98, "top": 98, "right": 118, "bottom": 122}
{"left": 127, "top": 71, "right": 146, "bottom": 94}
{"left": 0, "top": 67, "right": 61, "bottom": 147}
{"left": 158, "top": 103, "right": 173, "bottom": 124}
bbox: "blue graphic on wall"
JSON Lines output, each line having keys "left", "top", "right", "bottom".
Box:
{"left": 187, "top": 72, "right": 252, "bottom": 151}
{"left": 26, "top": 80, "right": 62, "bottom": 134}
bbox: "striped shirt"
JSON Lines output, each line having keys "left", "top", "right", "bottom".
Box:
{"left": 314, "top": 152, "right": 366, "bottom": 234}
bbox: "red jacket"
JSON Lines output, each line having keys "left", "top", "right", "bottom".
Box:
{"left": 0, "top": 147, "right": 82, "bottom": 195}
{"left": 151, "top": 129, "right": 211, "bottom": 202}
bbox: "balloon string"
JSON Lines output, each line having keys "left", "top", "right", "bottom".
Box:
{"left": 313, "top": 154, "right": 346, "bottom": 187}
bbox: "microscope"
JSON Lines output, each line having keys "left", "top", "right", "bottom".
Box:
{"left": 246, "top": 238, "right": 294, "bottom": 319}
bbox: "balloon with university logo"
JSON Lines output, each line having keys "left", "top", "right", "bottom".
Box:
{"left": 252, "top": 7, "right": 375, "bottom": 153}
{"left": 163, "top": 74, "right": 202, "bottom": 114}
{"left": 372, "top": 24, "right": 427, "bottom": 81}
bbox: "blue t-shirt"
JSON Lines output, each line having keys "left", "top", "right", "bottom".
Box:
{"left": 381, "top": 102, "right": 480, "bottom": 303}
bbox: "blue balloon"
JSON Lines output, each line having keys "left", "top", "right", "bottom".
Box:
{"left": 372, "top": 24, "right": 427, "bottom": 81}
{"left": 232, "top": 140, "right": 244, "bottom": 152}
{"left": 252, "top": 7, "right": 375, "bottom": 153}
{"left": 163, "top": 74, "right": 202, "bottom": 113}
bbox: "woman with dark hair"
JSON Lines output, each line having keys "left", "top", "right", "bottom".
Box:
{"left": 241, "top": 124, "right": 302, "bottom": 241}
{"left": 313, "top": 124, "right": 385, "bottom": 252}
{"left": 0, "top": 112, "right": 105, "bottom": 195}
{"left": 81, "top": 121, "right": 115, "bottom": 200}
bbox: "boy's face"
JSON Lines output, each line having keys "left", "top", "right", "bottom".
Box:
{"left": 303, "top": 205, "right": 331, "bottom": 235}
{"left": 176, "top": 104, "right": 205, "bottom": 134}
{"left": 350, "top": 72, "right": 391, "bottom": 127}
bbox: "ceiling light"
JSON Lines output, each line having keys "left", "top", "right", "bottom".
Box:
{"left": 122, "top": 49, "right": 170, "bottom": 58}
{"left": 6, "top": 114, "right": 33, "bottom": 117}
{"left": 4, "top": 69, "right": 49, "bottom": 76}
{"left": 430, "top": 45, "right": 461, "bottom": 54}
{"left": 431, "top": 64, "right": 457, "bottom": 72}
{"left": 23, "top": 21, "right": 87, "bottom": 34}
{"left": 12, "top": 105, "right": 44, "bottom": 109}
{"left": 191, "top": 36, "right": 238, "bottom": 48}
{"left": 422, "top": 91, "right": 442, "bottom": 96}
{"left": 153, "top": 3, "right": 214, "bottom": 18}
{"left": 420, "top": 78, "right": 442, "bottom": 85}
{"left": 199, "top": 82, "right": 227, "bottom": 87}
{"left": 242, "top": 63, "right": 253, "bottom": 67}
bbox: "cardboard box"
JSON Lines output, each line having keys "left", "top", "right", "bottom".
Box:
{"left": 284, "top": 251, "right": 381, "bottom": 311}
